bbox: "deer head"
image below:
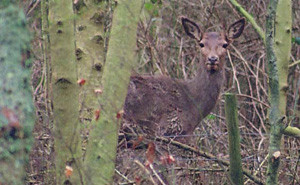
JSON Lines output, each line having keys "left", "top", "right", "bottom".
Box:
{"left": 182, "top": 17, "right": 245, "bottom": 73}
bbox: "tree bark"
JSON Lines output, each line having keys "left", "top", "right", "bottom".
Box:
{"left": 48, "top": 0, "right": 84, "bottom": 184}
{"left": 75, "top": 0, "right": 107, "bottom": 132}
{"left": 265, "top": 0, "right": 292, "bottom": 184}
{"left": 84, "top": 0, "right": 142, "bottom": 184}
{"left": 0, "top": 1, "right": 34, "bottom": 184}
{"left": 274, "top": 0, "right": 292, "bottom": 117}
{"left": 225, "top": 93, "right": 244, "bottom": 185}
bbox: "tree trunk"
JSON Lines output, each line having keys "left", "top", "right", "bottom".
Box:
{"left": 274, "top": 0, "right": 292, "bottom": 117}
{"left": 48, "top": 0, "right": 84, "bottom": 184}
{"left": 225, "top": 93, "right": 244, "bottom": 185}
{"left": 0, "top": 1, "right": 34, "bottom": 184}
{"left": 75, "top": 0, "right": 107, "bottom": 128}
{"left": 265, "top": 0, "right": 292, "bottom": 184}
{"left": 84, "top": 0, "right": 142, "bottom": 184}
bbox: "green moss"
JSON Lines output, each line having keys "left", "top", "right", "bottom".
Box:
{"left": 0, "top": 3, "right": 34, "bottom": 184}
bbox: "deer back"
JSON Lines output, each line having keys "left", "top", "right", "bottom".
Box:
{"left": 123, "top": 17, "right": 245, "bottom": 138}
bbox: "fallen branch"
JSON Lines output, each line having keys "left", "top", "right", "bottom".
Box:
{"left": 155, "top": 136, "right": 264, "bottom": 185}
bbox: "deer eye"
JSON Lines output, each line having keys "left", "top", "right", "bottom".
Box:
{"left": 199, "top": 43, "right": 204, "bottom": 48}
{"left": 222, "top": 43, "right": 229, "bottom": 48}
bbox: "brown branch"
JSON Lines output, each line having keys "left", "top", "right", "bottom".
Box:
{"left": 155, "top": 136, "right": 264, "bottom": 185}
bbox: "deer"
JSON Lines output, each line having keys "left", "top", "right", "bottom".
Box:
{"left": 123, "top": 17, "right": 245, "bottom": 140}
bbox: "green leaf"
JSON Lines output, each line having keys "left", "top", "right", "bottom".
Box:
{"left": 206, "top": 114, "right": 216, "bottom": 120}
{"left": 293, "top": 37, "right": 300, "bottom": 45}
{"left": 153, "top": 9, "right": 159, "bottom": 17}
{"left": 144, "top": 2, "right": 154, "bottom": 11}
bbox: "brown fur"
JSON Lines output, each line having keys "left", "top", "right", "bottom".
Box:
{"left": 123, "top": 17, "right": 245, "bottom": 138}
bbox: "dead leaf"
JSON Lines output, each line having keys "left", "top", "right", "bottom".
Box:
{"left": 273, "top": 151, "right": 281, "bottom": 159}
{"left": 146, "top": 142, "right": 155, "bottom": 165}
{"left": 135, "top": 176, "right": 142, "bottom": 185}
{"left": 132, "top": 136, "right": 144, "bottom": 149}
{"left": 65, "top": 165, "right": 73, "bottom": 178}
{"left": 77, "top": 79, "right": 86, "bottom": 86}
{"left": 94, "top": 89, "right": 103, "bottom": 94}
{"left": 1, "top": 107, "right": 20, "bottom": 129}
{"left": 167, "top": 155, "right": 175, "bottom": 164}
{"left": 160, "top": 154, "right": 175, "bottom": 165}
{"left": 116, "top": 109, "right": 124, "bottom": 119}
{"left": 95, "top": 109, "right": 101, "bottom": 121}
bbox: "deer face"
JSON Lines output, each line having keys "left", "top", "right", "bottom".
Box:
{"left": 182, "top": 17, "right": 245, "bottom": 73}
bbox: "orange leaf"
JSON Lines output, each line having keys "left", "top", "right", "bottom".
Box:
{"left": 1, "top": 107, "right": 20, "bottom": 129}
{"left": 116, "top": 109, "right": 124, "bottom": 119}
{"left": 160, "top": 154, "right": 176, "bottom": 165}
{"left": 77, "top": 79, "right": 86, "bottom": 86}
{"left": 135, "top": 176, "right": 142, "bottom": 185}
{"left": 132, "top": 136, "right": 144, "bottom": 149}
{"left": 95, "top": 109, "right": 101, "bottom": 121}
{"left": 65, "top": 165, "right": 73, "bottom": 178}
{"left": 168, "top": 155, "right": 175, "bottom": 164}
{"left": 146, "top": 142, "right": 155, "bottom": 165}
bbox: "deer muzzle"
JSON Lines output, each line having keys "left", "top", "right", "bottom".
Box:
{"left": 205, "top": 61, "right": 219, "bottom": 72}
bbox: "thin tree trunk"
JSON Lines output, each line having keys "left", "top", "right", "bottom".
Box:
{"left": 229, "top": 0, "right": 299, "bottom": 138}
{"left": 0, "top": 1, "right": 34, "bottom": 184}
{"left": 40, "top": 0, "right": 56, "bottom": 183}
{"left": 84, "top": 0, "right": 142, "bottom": 184}
{"left": 265, "top": 0, "right": 292, "bottom": 184}
{"left": 274, "top": 0, "right": 292, "bottom": 117}
{"left": 225, "top": 93, "right": 244, "bottom": 185}
{"left": 48, "top": 0, "right": 84, "bottom": 184}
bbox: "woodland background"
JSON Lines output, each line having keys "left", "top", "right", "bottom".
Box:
{"left": 0, "top": 0, "right": 299, "bottom": 184}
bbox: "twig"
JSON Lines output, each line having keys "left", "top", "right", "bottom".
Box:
{"left": 230, "top": 45, "right": 268, "bottom": 97}
{"left": 234, "top": 93, "right": 270, "bottom": 108}
{"left": 134, "top": 160, "right": 158, "bottom": 185}
{"left": 149, "top": 164, "right": 167, "bottom": 185}
{"left": 245, "top": 154, "right": 268, "bottom": 184}
{"left": 291, "top": 152, "right": 300, "bottom": 185}
{"left": 289, "top": 60, "right": 300, "bottom": 68}
{"left": 115, "top": 169, "right": 134, "bottom": 184}
{"left": 227, "top": 50, "right": 242, "bottom": 94}
{"left": 227, "top": 0, "right": 265, "bottom": 42}
{"left": 155, "top": 136, "right": 264, "bottom": 185}
{"left": 27, "top": 0, "right": 41, "bottom": 15}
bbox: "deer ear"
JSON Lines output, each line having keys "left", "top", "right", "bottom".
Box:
{"left": 181, "top": 17, "right": 202, "bottom": 41}
{"left": 227, "top": 18, "right": 245, "bottom": 40}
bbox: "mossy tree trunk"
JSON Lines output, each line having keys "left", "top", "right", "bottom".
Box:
{"left": 274, "top": 0, "right": 292, "bottom": 117}
{"left": 74, "top": 0, "right": 108, "bottom": 154}
{"left": 225, "top": 94, "right": 244, "bottom": 185}
{"left": 0, "top": 1, "right": 35, "bottom": 184}
{"left": 265, "top": 0, "right": 292, "bottom": 184}
{"left": 229, "top": 0, "right": 300, "bottom": 140}
{"left": 48, "top": 0, "right": 84, "bottom": 184}
{"left": 84, "top": 0, "right": 142, "bottom": 184}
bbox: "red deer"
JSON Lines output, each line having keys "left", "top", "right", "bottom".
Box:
{"left": 123, "top": 17, "right": 245, "bottom": 139}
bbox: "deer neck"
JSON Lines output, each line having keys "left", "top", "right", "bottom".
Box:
{"left": 186, "top": 64, "right": 225, "bottom": 116}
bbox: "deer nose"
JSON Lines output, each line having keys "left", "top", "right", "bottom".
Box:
{"left": 208, "top": 56, "right": 219, "bottom": 64}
